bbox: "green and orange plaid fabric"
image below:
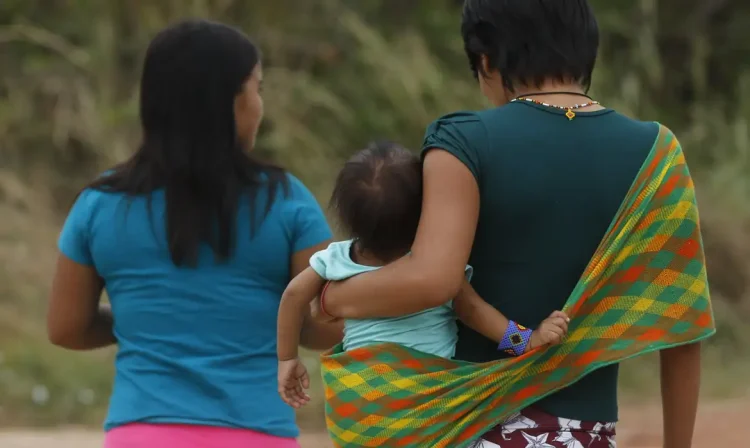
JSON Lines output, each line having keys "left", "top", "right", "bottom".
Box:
{"left": 320, "top": 125, "right": 715, "bottom": 448}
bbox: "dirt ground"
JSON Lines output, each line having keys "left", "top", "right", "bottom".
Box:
{"left": 0, "top": 399, "right": 747, "bottom": 447}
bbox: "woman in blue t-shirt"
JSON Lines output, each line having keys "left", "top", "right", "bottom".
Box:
{"left": 47, "top": 20, "right": 341, "bottom": 448}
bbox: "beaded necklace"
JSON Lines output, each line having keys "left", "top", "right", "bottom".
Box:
{"left": 511, "top": 97, "right": 600, "bottom": 121}
{"left": 510, "top": 91, "right": 600, "bottom": 121}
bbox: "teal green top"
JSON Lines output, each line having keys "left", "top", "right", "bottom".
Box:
{"left": 422, "top": 101, "right": 660, "bottom": 422}
{"left": 311, "top": 240, "right": 472, "bottom": 358}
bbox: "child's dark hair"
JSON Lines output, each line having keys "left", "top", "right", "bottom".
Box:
{"left": 330, "top": 141, "right": 422, "bottom": 261}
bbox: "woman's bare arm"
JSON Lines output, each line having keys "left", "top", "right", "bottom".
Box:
{"left": 290, "top": 242, "right": 344, "bottom": 350}
{"left": 322, "top": 150, "right": 480, "bottom": 319}
{"left": 660, "top": 342, "right": 701, "bottom": 448}
{"left": 47, "top": 254, "right": 115, "bottom": 350}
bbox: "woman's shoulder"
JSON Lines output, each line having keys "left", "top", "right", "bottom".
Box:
{"left": 603, "top": 114, "right": 664, "bottom": 147}
{"left": 73, "top": 170, "right": 130, "bottom": 204}
{"left": 424, "top": 110, "right": 489, "bottom": 140}
{"left": 252, "top": 170, "right": 316, "bottom": 207}
{"left": 424, "top": 110, "right": 497, "bottom": 145}
{"left": 72, "top": 184, "right": 123, "bottom": 211}
{"left": 426, "top": 110, "right": 485, "bottom": 132}
{"left": 423, "top": 111, "right": 489, "bottom": 162}
{"left": 279, "top": 172, "right": 321, "bottom": 205}
{"left": 283, "top": 172, "right": 309, "bottom": 192}
{"left": 273, "top": 172, "right": 331, "bottom": 248}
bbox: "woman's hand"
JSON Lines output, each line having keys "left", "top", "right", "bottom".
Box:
{"left": 277, "top": 357, "right": 311, "bottom": 409}
{"left": 322, "top": 150, "right": 480, "bottom": 319}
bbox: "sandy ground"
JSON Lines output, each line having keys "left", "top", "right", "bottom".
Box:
{"left": 0, "top": 399, "right": 747, "bottom": 447}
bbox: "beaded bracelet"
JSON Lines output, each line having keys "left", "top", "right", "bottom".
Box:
{"left": 498, "top": 321, "right": 533, "bottom": 356}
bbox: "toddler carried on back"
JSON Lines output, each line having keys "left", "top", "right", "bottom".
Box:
{"left": 276, "top": 141, "right": 569, "bottom": 407}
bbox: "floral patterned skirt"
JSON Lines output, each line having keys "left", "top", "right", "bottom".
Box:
{"left": 476, "top": 407, "right": 616, "bottom": 448}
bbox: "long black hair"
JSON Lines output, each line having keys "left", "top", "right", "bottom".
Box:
{"left": 89, "top": 19, "right": 288, "bottom": 266}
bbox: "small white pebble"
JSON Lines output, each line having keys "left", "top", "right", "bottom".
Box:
{"left": 77, "top": 388, "right": 95, "bottom": 405}
{"left": 31, "top": 385, "right": 50, "bottom": 405}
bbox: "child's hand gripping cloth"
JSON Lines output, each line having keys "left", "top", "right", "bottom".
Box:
{"left": 320, "top": 125, "right": 716, "bottom": 448}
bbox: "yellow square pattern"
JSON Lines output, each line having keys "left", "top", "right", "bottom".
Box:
{"left": 338, "top": 373, "right": 365, "bottom": 388}
{"left": 338, "top": 430, "right": 359, "bottom": 443}
{"left": 631, "top": 298, "right": 654, "bottom": 312}
{"left": 668, "top": 201, "right": 691, "bottom": 220}
{"left": 566, "top": 327, "right": 590, "bottom": 342}
{"left": 391, "top": 378, "right": 418, "bottom": 389}
{"left": 689, "top": 279, "right": 706, "bottom": 294}
{"left": 388, "top": 419, "right": 412, "bottom": 430}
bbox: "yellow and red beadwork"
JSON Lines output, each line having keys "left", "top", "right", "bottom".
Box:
{"left": 512, "top": 97, "right": 600, "bottom": 121}
{"left": 498, "top": 320, "right": 533, "bottom": 356}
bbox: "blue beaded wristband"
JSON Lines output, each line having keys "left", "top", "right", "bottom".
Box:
{"left": 498, "top": 321, "right": 533, "bottom": 356}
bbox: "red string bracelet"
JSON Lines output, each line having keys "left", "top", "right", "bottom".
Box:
{"left": 319, "top": 280, "right": 334, "bottom": 319}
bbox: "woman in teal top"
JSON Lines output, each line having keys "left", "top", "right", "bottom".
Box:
{"left": 321, "top": 1, "right": 703, "bottom": 447}
{"left": 47, "top": 20, "right": 341, "bottom": 448}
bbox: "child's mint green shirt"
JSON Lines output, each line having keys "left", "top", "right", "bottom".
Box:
{"left": 310, "top": 240, "right": 472, "bottom": 358}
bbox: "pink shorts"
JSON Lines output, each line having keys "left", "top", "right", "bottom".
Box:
{"left": 104, "top": 423, "right": 301, "bottom": 448}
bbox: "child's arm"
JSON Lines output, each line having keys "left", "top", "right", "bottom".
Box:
{"left": 452, "top": 279, "right": 508, "bottom": 343}
{"left": 453, "top": 279, "right": 569, "bottom": 353}
{"left": 277, "top": 267, "right": 326, "bottom": 408}
{"left": 278, "top": 266, "right": 326, "bottom": 360}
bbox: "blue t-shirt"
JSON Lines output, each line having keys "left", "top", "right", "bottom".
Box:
{"left": 57, "top": 174, "right": 332, "bottom": 437}
{"left": 310, "top": 240, "right": 472, "bottom": 358}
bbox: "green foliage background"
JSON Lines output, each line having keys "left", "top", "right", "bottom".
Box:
{"left": 0, "top": 0, "right": 748, "bottom": 428}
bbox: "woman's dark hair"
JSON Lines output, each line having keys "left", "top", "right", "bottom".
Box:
{"left": 462, "top": 0, "right": 599, "bottom": 92}
{"left": 88, "top": 19, "right": 288, "bottom": 266}
{"left": 330, "top": 141, "right": 422, "bottom": 261}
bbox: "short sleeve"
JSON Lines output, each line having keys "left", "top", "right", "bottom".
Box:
{"left": 58, "top": 189, "right": 96, "bottom": 266}
{"left": 309, "top": 249, "right": 328, "bottom": 278}
{"left": 421, "top": 112, "right": 488, "bottom": 182}
{"left": 464, "top": 264, "right": 474, "bottom": 282}
{"left": 286, "top": 174, "right": 333, "bottom": 252}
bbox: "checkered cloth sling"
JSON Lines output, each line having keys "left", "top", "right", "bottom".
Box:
{"left": 319, "top": 124, "right": 716, "bottom": 448}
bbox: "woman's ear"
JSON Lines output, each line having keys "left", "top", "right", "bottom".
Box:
{"left": 477, "top": 54, "right": 509, "bottom": 106}
{"left": 480, "top": 54, "right": 491, "bottom": 75}
{"left": 480, "top": 54, "right": 503, "bottom": 82}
